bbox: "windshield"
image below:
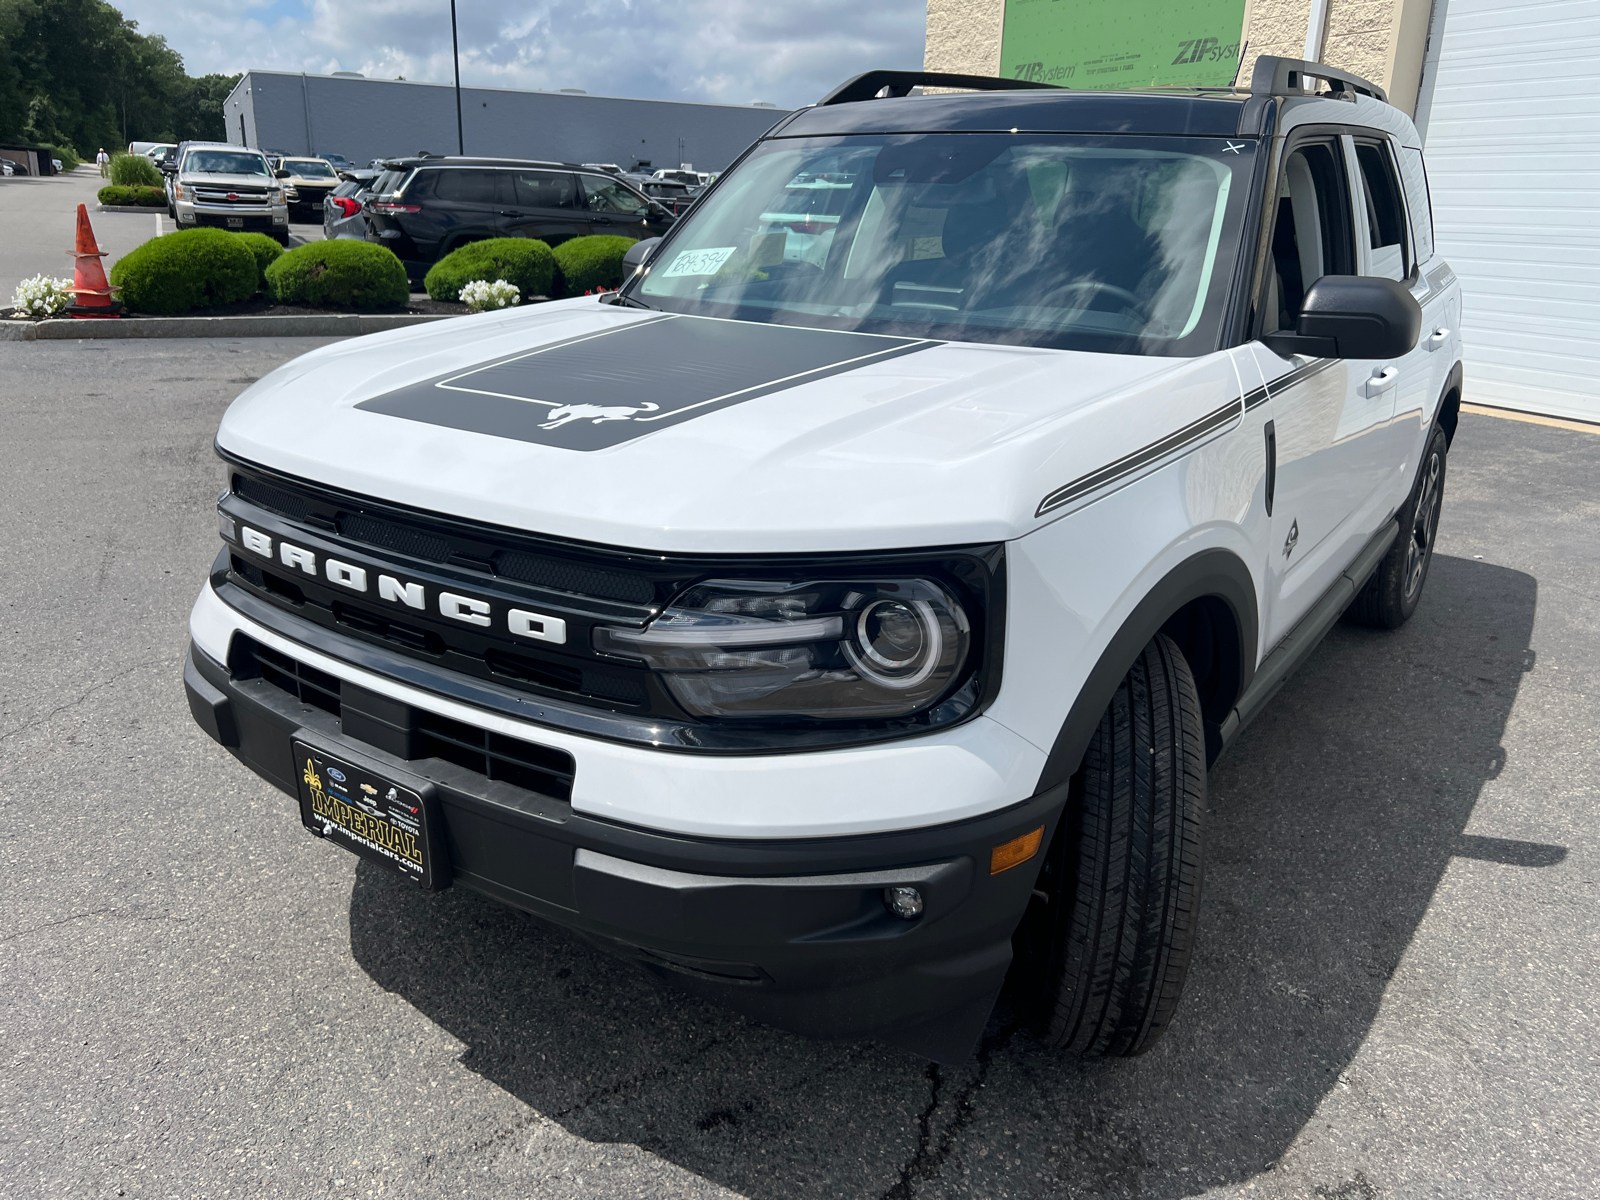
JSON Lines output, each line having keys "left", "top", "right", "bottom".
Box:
{"left": 287, "top": 159, "right": 336, "bottom": 178}
{"left": 631, "top": 133, "right": 1256, "bottom": 354}
{"left": 184, "top": 150, "right": 270, "bottom": 177}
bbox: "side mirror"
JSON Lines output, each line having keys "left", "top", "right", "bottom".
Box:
{"left": 1263, "top": 275, "right": 1421, "bottom": 360}
{"left": 274, "top": 168, "right": 291, "bottom": 178}
{"left": 622, "top": 237, "right": 662, "bottom": 274}
{"left": 160, "top": 160, "right": 177, "bottom": 174}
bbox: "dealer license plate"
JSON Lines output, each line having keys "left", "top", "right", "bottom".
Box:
{"left": 292, "top": 741, "right": 443, "bottom": 889}
{"left": 226, "top": 216, "right": 244, "bottom": 228}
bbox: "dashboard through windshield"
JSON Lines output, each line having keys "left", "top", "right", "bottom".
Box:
{"left": 629, "top": 133, "right": 1257, "bottom": 355}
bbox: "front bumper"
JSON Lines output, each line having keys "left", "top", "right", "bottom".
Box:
{"left": 177, "top": 201, "right": 288, "bottom": 230}
{"left": 184, "top": 616, "right": 1064, "bottom": 1062}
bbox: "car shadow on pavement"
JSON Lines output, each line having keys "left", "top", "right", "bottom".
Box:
{"left": 348, "top": 554, "right": 1545, "bottom": 1199}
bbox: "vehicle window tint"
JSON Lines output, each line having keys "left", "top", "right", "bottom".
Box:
{"left": 513, "top": 171, "right": 577, "bottom": 209}
{"left": 580, "top": 175, "right": 649, "bottom": 215}
{"left": 183, "top": 150, "right": 270, "bottom": 176}
{"left": 636, "top": 133, "right": 1258, "bottom": 355}
{"left": 1398, "top": 146, "right": 1434, "bottom": 264}
{"left": 1265, "top": 141, "right": 1355, "bottom": 333}
{"left": 1355, "top": 140, "right": 1409, "bottom": 281}
{"left": 430, "top": 170, "right": 506, "bottom": 203}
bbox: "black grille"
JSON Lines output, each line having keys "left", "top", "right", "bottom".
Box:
{"left": 231, "top": 465, "right": 663, "bottom": 605}
{"left": 494, "top": 549, "right": 655, "bottom": 604}
{"left": 243, "top": 639, "right": 342, "bottom": 715}
{"left": 232, "top": 635, "right": 574, "bottom": 802}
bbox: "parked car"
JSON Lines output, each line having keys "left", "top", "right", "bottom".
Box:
{"left": 161, "top": 142, "right": 290, "bottom": 243}
{"left": 322, "top": 169, "right": 403, "bottom": 241}
{"left": 317, "top": 152, "right": 355, "bottom": 172}
{"left": 635, "top": 177, "right": 700, "bottom": 216}
{"left": 146, "top": 144, "right": 178, "bottom": 169}
{"left": 270, "top": 157, "right": 341, "bottom": 221}
{"left": 652, "top": 167, "right": 713, "bottom": 186}
{"left": 581, "top": 162, "right": 624, "bottom": 176}
{"left": 0, "top": 160, "right": 12, "bottom": 177}
{"left": 363, "top": 156, "right": 675, "bottom": 285}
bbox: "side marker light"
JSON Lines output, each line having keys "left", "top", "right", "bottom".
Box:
{"left": 990, "top": 826, "right": 1045, "bottom": 875}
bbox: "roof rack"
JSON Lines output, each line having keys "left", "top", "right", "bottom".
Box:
{"left": 1250, "top": 55, "right": 1387, "bottom": 104}
{"left": 818, "top": 70, "right": 1061, "bottom": 107}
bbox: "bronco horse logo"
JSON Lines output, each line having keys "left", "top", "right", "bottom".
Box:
{"left": 539, "top": 401, "right": 661, "bottom": 430}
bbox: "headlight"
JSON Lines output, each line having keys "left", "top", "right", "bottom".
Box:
{"left": 173, "top": 184, "right": 185, "bottom": 200}
{"left": 593, "top": 577, "right": 971, "bottom": 720}
{"left": 272, "top": 188, "right": 286, "bottom": 203}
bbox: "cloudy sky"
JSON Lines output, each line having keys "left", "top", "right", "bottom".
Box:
{"left": 114, "top": 0, "right": 928, "bottom": 109}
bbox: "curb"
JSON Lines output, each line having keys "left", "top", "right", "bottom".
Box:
{"left": 97, "top": 204, "right": 166, "bottom": 214}
{"left": 0, "top": 313, "right": 457, "bottom": 341}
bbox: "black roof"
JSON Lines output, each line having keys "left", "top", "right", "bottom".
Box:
{"left": 777, "top": 90, "right": 1250, "bottom": 139}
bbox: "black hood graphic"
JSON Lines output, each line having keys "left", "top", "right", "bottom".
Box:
{"left": 357, "top": 314, "right": 936, "bottom": 451}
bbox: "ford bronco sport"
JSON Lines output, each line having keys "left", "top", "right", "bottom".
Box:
{"left": 185, "top": 57, "right": 1463, "bottom": 1063}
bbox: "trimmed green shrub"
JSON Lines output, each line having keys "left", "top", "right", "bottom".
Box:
{"left": 98, "top": 185, "right": 167, "bottom": 207}
{"left": 234, "top": 232, "right": 285, "bottom": 290}
{"left": 108, "top": 227, "right": 258, "bottom": 315}
{"left": 265, "top": 240, "right": 409, "bottom": 310}
{"left": 424, "top": 237, "right": 556, "bottom": 303}
{"left": 110, "top": 153, "right": 162, "bottom": 188}
{"left": 551, "top": 235, "right": 637, "bottom": 296}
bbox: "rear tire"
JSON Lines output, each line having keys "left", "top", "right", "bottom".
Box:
{"left": 1015, "top": 633, "right": 1205, "bottom": 1056}
{"left": 1347, "top": 422, "right": 1448, "bottom": 629}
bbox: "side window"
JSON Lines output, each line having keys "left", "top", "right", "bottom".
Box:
{"left": 1398, "top": 146, "right": 1435, "bottom": 265}
{"left": 1264, "top": 140, "right": 1356, "bottom": 333}
{"left": 580, "top": 174, "right": 650, "bottom": 215}
{"left": 430, "top": 170, "right": 506, "bottom": 204}
{"left": 1354, "top": 139, "right": 1410, "bottom": 281}
{"left": 513, "top": 171, "right": 577, "bottom": 209}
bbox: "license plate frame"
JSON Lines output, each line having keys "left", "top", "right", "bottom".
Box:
{"left": 292, "top": 739, "right": 447, "bottom": 890}
{"left": 225, "top": 216, "right": 244, "bottom": 228}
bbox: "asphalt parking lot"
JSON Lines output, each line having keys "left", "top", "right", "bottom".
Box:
{"left": 2, "top": 338, "right": 1597, "bottom": 1200}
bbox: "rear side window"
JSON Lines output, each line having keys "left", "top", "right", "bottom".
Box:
{"left": 580, "top": 175, "right": 650, "bottom": 215}
{"left": 427, "top": 170, "right": 509, "bottom": 203}
{"left": 1354, "top": 140, "right": 1410, "bottom": 281}
{"left": 513, "top": 171, "right": 578, "bottom": 209}
{"left": 1398, "top": 146, "right": 1435, "bottom": 264}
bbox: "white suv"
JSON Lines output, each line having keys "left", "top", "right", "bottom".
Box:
{"left": 185, "top": 58, "right": 1462, "bottom": 1064}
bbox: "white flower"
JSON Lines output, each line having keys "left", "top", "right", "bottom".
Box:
{"left": 11, "top": 274, "right": 76, "bottom": 316}
{"left": 459, "top": 278, "right": 520, "bottom": 312}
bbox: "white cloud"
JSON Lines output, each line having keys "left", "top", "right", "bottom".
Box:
{"left": 115, "top": 0, "right": 927, "bottom": 109}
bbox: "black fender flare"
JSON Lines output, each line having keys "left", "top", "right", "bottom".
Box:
{"left": 1036, "top": 548, "right": 1259, "bottom": 792}
{"left": 1436, "top": 360, "right": 1464, "bottom": 446}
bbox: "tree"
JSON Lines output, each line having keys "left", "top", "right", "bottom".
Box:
{"left": 0, "top": 0, "right": 240, "bottom": 151}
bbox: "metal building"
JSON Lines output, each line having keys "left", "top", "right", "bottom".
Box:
{"left": 222, "top": 71, "right": 790, "bottom": 174}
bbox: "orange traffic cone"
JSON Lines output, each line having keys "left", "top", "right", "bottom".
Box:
{"left": 66, "top": 203, "right": 121, "bottom": 318}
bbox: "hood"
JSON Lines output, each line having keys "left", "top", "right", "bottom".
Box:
{"left": 216, "top": 299, "right": 1246, "bottom": 553}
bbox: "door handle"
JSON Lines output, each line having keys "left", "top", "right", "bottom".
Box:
{"left": 1425, "top": 327, "right": 1450, "bottom": 351}
{"left": 1362, "top": 367, "right": 1399, "bottom": 398}
{"left": 591, "top": 215, "right": 613, "bottom": 224}
{"left": 497, "top": 210, "right": 522, "bottom": 216}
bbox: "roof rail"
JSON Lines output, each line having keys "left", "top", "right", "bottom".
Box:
{"left": 1250, "top": 55, "right": 1387, "bottom": 104}
{"left": 818, "top": 70, "right": 1061, "bottom": 106}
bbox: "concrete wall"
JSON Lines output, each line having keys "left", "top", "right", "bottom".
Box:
{"left": 223, "top": 72, "right": 790, "bottom": 173}
{"left": 925, "top": 0, "right": 1434, "bottom": 116}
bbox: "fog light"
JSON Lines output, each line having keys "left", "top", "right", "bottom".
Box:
{"left": 884, "top": 886, "right": 923, "bottom": 920}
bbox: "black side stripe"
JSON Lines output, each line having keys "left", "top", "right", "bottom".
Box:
{"left": 1034, "top": 399, "right": 1242, "bottom": 518}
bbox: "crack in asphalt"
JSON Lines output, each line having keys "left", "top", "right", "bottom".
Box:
{"left": 0, "top": 906, "right": 171, "bottom": 944}
{"left": 0, "top": 656, "right": 166, "bottom": 747}
{"left": 880, "top": 1023, "right": 1018, "bottom": 1198}
{"left": 550, "top": 1035, "right": 723, "bottom": 1121}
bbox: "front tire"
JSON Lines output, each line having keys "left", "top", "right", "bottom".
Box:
{"left": 1015, "top": 633, "right": 1206, "bottom": 1057}
{"left": 1348, "top": 422, "right": 1448, "bottom": 629}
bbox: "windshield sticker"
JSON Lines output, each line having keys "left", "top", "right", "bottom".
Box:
{"left": 357, "top": 314, "right": 938, "bottom": 451}
{"left": 660, "top": 246, "right": 736, "bottom": 277}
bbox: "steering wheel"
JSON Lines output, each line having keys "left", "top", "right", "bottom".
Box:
{"left": 1040, "top": 280, "right": 1151, "bottom": 322}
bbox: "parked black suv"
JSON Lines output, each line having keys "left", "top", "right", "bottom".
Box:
{"left": 364, "top": 157, "right": 675, "bottom": 284}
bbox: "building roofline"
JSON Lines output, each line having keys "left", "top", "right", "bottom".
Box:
{"left": 234, "top": 69, "right": 789, "bottom": 113}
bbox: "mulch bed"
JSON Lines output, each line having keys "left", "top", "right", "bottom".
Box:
{"left": 1, "top": 295, "right": 472, "bottom": 322}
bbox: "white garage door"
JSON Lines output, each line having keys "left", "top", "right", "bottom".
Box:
{"left": 1421, "top": 0, "right": 1600, "bottom": 422}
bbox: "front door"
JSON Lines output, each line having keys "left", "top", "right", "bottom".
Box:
{"left": 1248, "top": 133, "right": 1396, "bottom": 645}
{"left": 504, "top": 170, "right": 588, "bottom": 247}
